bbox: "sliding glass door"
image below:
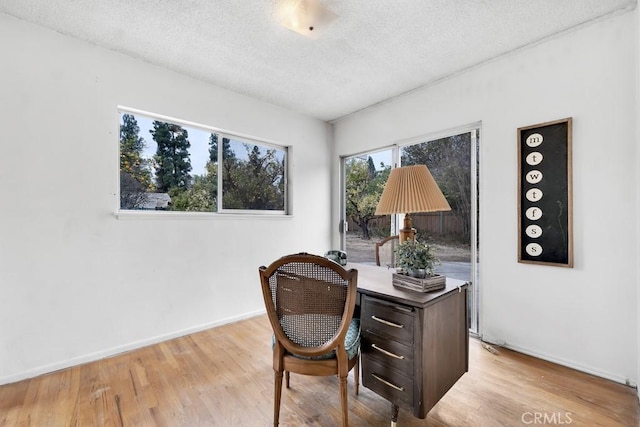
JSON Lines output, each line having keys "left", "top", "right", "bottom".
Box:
{"left": 340, "top": 128, "right": 480, "bottom": 333}
{"left": 399, "top": 129, "right": 479, "bottom": 333}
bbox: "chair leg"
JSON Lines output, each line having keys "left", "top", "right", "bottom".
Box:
{"left": 285, "top": 370, "right": 290, "bottom": 388}
{"left": 274, "top": 370, "right": 283, "bottom": 426}
{"left": 354, "top": 352, "right": 360, "bottom": 395}
{"left": 339, "top": 375, "right": 348, "bottom": 427}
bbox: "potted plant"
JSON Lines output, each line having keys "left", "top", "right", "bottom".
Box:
{"left": 395, "top": 239, "right": 440, "bottom": 278}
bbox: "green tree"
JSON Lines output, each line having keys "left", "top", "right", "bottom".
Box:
{"left": 345, "top": 157, "right": 390, "bottom": 239}
{"left": 119, "top": 114, "right": 152, "bottom": 209}
{"left": 401, "top": 133, "right": 471, "bottom": 239}
{"left": 221, "top": 142, "right": 285, "bottom": 210}
{"left": 169, "top": 165, "right": 216, "bottom": 212}
{"left": 367, "top": 156, "right": 376, "bottom": 180}
{"left": 151, "top": 121, "right": 192, "bottom": 193}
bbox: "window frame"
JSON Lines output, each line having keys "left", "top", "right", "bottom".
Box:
{"left": 116, "top": 106, "right": 290, "bottom": 218}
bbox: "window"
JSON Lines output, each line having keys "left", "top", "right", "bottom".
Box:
{"left": 118, "top": 109, "right": 288, "bottom": 214}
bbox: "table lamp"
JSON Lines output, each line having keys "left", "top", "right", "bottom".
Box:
{"left": 375, "top": 164, "right": 451, "bottom": 242}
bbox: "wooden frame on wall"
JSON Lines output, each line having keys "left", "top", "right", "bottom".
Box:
{"left": 518, "top": 117, "right": 573, "bottom": 267}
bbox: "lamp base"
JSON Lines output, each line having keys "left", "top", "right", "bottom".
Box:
{"left": 399, "top": 213, "right": 416, "bottom": 242}
{"left": 399, "top": 227, "right": 416, "bottom": 242}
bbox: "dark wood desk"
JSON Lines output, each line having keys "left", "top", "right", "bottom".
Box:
{"left": 348, "top": 263, "right": 469, "bottom": 425}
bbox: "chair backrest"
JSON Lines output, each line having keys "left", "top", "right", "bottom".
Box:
{"left": 259, "top": 253, "right": 358, "bottom": 358}
{"left": 375, "top": 235, "right": 399, "bottom": 267}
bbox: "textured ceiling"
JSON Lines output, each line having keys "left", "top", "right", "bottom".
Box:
{"left": 1, "top": 0, "right": 636, "bottom": 121}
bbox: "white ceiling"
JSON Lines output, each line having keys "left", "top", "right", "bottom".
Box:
{"left": 1, "top": 0, "right": 636, "bottom": 121}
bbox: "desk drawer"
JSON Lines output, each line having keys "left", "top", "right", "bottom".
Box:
{"left": 361, "top": 295, "right": 414, "bottom": 344}
{"left": 363, "top": 355, "right": 413, "bottom": 407}
{"left": 362, "top": 332, "right": 413, "bottom": 376}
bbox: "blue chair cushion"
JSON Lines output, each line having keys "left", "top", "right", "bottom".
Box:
{"left": 273, "top": 318, "right": 360, "bottom": 361}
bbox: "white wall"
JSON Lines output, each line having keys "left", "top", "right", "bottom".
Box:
{"left": 0, "top": 14, "right": 332, "bottom": 384}
{"left": 334, "top": 12, "right": 639, "bottom": 385}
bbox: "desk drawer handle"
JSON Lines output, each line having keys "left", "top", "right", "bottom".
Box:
{"left": 371, "top": 315, "right": 404, "bottom": 329}
{"left": 372, "top": 374, "right": 404, "bottom": 392}
{"left": 372, "top": 344, "right": 405, "bottom": 360}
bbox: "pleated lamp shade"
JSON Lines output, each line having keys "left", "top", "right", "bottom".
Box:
{"left": 375, "top": 165, "right": 451, "bottom": 215}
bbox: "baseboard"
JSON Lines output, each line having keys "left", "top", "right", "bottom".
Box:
{"left": 0, "top": 309, "right": 266, "bottom": 386}
{"left": 498, "top": 341, "right": 638, "bottom": 389}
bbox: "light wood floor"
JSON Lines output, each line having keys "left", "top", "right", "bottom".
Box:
{"left": 1, "top": 315, "right": 638, "bottom": 426}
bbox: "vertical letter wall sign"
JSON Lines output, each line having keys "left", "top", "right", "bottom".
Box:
{"left": 518, "top": 117, "right": 573, "bottom": 267}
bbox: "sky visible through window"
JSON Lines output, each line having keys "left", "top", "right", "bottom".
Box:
{"left": 352, "top": 149, "right": 392, "bottom": 170}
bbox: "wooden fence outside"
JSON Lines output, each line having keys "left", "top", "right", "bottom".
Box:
{"left": 348, "top": 211, "right": 464, "bottom": 237}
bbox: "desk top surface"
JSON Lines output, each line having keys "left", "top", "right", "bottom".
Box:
{"left": 345, "top": 262, "right": 468, "bottom": 308}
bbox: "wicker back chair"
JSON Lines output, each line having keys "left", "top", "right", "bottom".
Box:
{"left": 375, "top": 235, "right": 399, "bottom": 268}
{"left": 258, "top": 253, "right": 360, "bottom": 426}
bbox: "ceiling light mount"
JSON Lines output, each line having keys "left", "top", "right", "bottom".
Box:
{"left": 277, "top": 0, "right": 337, "bottom": 39}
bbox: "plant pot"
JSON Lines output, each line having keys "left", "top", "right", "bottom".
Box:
{"left": 408, "top": 268, "right": 427, "bottom": 278}
{"left": 392, "top": 273, "right": 446, "bottom": 292}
